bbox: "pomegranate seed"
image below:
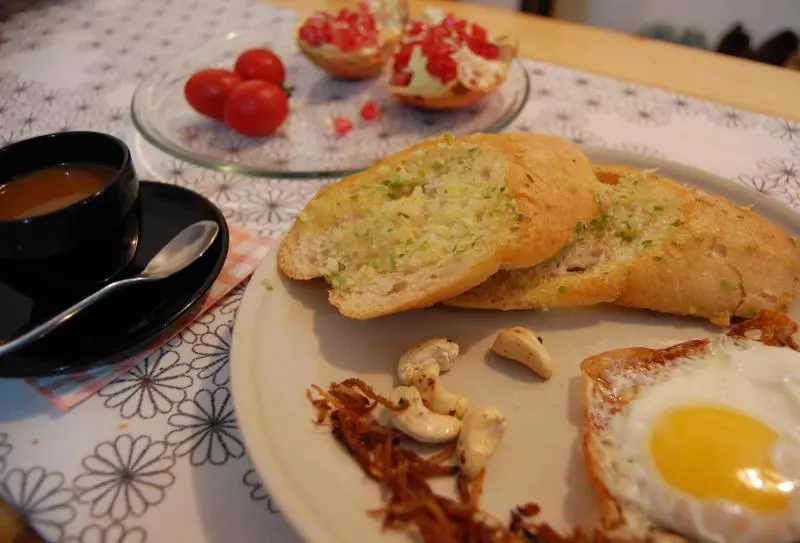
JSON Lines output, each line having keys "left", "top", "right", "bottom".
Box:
{"left": 468, "top": 36, "right": 498, "bottom": 59}
{"left": 425, "top": 26, "right": 450, "bottom": 42}
{"left": 480, "top": 42, "right": 500, "bottom": 60}
{"left": 434, "top": 42, "right": 455, "bottom": 57}
{"left": 333, "top": 117, "right": 353, "bottom": 136}
{"left": 360, "top": 17, "right": 376, "bottom": 32}
{"left": 390, "top": 71, "right": 412, "bottom": 86}
{"left": 360, "top": 100, "right": 380, "bottom": 121}
{"left": 303, "top": 8, "right": 378, "bottom": 49}
{"left": 442, "top": 14, "right": 457, "bottom": 30}
{"left": 471, "top": 24, "right": 488, "bottom": 42}
{"left": 393, "top": 44, "right": 413, "bottom": 70}
{"left": 322, "top": 23, "right": 333, "bottom": 43}
{"left": 422, "top": 36, "right": 454, "bottom": 57}
{"left": 299, "top": 25, "right": 323, "bottom": 47}
{"left": 333, "top": 28, "right": 357, "bottom": 52}
{"left": 407, "top": 21, "right": 427, "bottom": 36}
{"left": 426, "top": 54, "right": 457, "bottom": 83}
{"left": 442, "top": 61, "right": 458, "bottom": 83}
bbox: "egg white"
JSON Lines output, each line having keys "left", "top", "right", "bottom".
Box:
{"left": 600, "top": 339, "right": 800, "bottom": 543}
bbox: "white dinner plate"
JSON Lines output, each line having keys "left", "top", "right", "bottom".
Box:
{"left": 230, "top": 147, "right": 800, "bottom": 543}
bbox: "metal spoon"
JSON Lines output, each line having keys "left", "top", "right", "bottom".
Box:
{"left": 0, "top": 220, "right": 219, "bottom": 359}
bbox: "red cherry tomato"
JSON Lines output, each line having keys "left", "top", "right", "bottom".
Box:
{"left": 223, "top": 80, "right": 289, "bottom": 137}
{"left": 184, "top": 69, "right": 242, "bottom": 121}
{"left": 234, "top": 48, "right": 286, "bottom": 85}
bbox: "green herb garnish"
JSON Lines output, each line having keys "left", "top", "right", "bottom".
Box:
{"left": 590, "top": 213, "right": 611, "bottom": 232}
{"left": 722, "top": 278, "right": 740, "bottom": 291}
{"left": 382, "top": 179, "right": 404, "bottom": 190}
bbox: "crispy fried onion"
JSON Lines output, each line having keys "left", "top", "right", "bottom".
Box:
{"left": 728, "top": 309, "right": 800, "bottom": 349}
{"left": 307, "top": 378, "right": 584, "bottom": 542}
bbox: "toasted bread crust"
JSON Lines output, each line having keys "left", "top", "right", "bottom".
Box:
{"left": 618, "top": 183, "right": 800, "bottom": 325}
{"left": 448, "top": 164, "right": 800, "bottom": 326}
{"left": 278, "top": 133, "right": 601, "bottom": 319}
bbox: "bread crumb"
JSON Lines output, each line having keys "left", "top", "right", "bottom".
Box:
{"left": 117, "top": 423, "right": 128, "bottom": 431}
{"left": 261, "top": 278, "right": 274, "bottom": 291}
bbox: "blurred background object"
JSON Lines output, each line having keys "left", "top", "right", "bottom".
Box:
{"left": 0, "top": 498, "right": 45, "bottom": 543}
{"left": 462, "top": 0, "right": 799, "bottom": 69}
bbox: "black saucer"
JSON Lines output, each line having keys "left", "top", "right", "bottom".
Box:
{"left": 0, "top": 181, "right": 229, "bottom": 378}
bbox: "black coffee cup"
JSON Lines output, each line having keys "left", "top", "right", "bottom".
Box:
{"left": 0, "top": 132, "right": 141, "bottom": 303}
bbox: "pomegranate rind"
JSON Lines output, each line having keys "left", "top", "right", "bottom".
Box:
{"left": 296, "top": 34, "right": 397, "bottom": 80}
{"left": 388, "top": 22, "right": 518, "bottom": 110}
{"left": 295, "top": 3, "right": 407, "bottom": 81}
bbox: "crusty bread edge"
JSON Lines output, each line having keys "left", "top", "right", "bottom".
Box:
{"left": 447, "top": 163, "right": 800, "bottom": 327}
{"left": 279, "top": 133, "right": 602, "bottom": 319}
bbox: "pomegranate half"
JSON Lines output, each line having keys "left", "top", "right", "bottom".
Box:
{"left": 296, "top": 2, "right": 407, "bottom": 80}
{"left": 389, "top": 12, "right": 518, "bottom": 110}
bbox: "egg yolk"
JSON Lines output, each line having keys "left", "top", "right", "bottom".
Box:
{"left": 649, "top": 404, "right": 792, "bottom": 513}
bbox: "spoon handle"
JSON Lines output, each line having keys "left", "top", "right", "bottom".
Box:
{"left": 0, "top": 277, "right": 145, "bottom": 359}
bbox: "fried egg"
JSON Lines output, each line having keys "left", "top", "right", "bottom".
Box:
{"left": 599, "top": 339, "right": 800, "bottom": 543}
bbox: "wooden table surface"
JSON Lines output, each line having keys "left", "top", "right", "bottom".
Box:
{"left": 270, "top": 0, "right": 800, "bottom": 122}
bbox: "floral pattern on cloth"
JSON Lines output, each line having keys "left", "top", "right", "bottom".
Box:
{"left": 0, "top": 0, "right": 798, "bottom": 541}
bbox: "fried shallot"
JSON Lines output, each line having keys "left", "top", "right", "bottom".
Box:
{"left": 307, "top": 378, "right": 585, "bottom": 543}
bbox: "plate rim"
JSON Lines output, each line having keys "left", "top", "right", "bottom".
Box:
{"left": 130, "top": 28, "right": 531, "bottom": 180}
{"left": 0, "top": 180, "right": 230, "bottom": 378}
{"left": 230, "top": 147, "right": 800, "bottom": 543}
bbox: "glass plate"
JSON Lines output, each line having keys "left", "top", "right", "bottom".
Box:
{"left": 131, "top": 28, "right": 531, "bottom": 178}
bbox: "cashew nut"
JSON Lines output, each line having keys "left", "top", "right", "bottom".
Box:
{"left": 399, "top": 337, "right": 459, "bottom": 373}
{"left": 456, "top": 407, "right": 507, "bottom": 480}
{"left": 413, "top": 363, "right": 470, "bottom": 418}
{"left": 492, "top": 327, "right": 553, "bottom": 379}
{"left": 390, "top": 386, "right": 462, "bottom": 444}
{"left": 397, "top": 338, "right": 469, "bottom": 418}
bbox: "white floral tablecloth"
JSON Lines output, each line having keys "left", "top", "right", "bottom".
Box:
{"left": 0, "top": 0, "right": 799, "bottom": 541}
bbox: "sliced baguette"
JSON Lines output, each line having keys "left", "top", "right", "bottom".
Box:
{"left": 447, "top": 165, "right": 800, "bottom": 326}
{"left": 278, "top": 133, "right": 601, "bottom": 319}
